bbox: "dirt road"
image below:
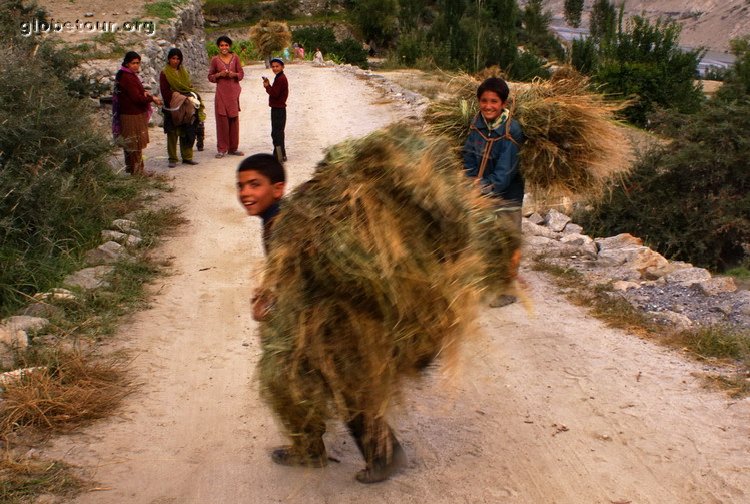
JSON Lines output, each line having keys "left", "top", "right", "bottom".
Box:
{"left": 45, "top": 63, "right": 750, "bottom": 504}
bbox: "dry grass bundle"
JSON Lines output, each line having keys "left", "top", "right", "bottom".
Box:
{"left": 257, "top": 125, "right": 520, "bottom": 446}
{"left": 249, "top": 20, "right": 292, "bottom": 58}
{"left": 424, "top": 67, "right": 633, "bottom": 198}
{"left": 0, "top": 351, "right": 131, "bottom": 437}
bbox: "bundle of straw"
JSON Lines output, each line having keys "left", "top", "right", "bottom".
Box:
{"left": 424, "top": 67, "right": 633, "bottom": 198}
{"left": 257, "top": 125, "right": 520, "bottom": 443}
{"left": 249, "top": 20, "right": 292, "bottom": 58}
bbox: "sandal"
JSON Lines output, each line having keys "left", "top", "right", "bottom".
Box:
{"left": 229, "top": 150, "right": 245, "bottom": 156}
{"left": 271, "top": 446, "right": 328, "bottom": 468}
{"left": 215, "top": 152, "right": 226, "bottom": 159}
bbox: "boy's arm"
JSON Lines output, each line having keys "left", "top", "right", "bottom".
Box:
{"left": 265, "top": 79, "right": 281, "bottom": 98}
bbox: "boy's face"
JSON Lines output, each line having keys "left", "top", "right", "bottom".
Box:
{"left": 271, "top": 61, "right": 284, "bottom": 74}
{"left": 237, "top": 170, "right": 285, "bottom": 216}
{"left": 478, "top": 90, "right": 505, "bottom": 121}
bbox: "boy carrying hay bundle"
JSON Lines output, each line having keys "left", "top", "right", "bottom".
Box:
{"left": 463, "top": 77, "right": 525, "bottom": 308}
{"left": 426, "top": 67, "right": 633, "bottom": 199}
{"left": 240, "top": 126, "right": 521, "bottom": 483}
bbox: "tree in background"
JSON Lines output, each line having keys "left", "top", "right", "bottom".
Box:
{"left": 595, "top": 16, "right": 703, "bottom": 126}
{"left": 520, "top": 0, "right": 564, "bottom": 61}
{"left": 570, "top": 37, "right": 598, "bottom": 74}
{"left": 428, "top": 0, "right": 471, "bottom": 68}
{"left": 351, "top": 0, "right": 399, "bottom": 50}
{"left": 589, "top": 0, "right": 617, "bottom": 43}
{"left": 564, "top": 0, "right": 584, "bottom": 28}
{"left": 716, "top": 36, "right": 750, "bottom": 102}
{"left": 482, "top": 0, "right": 520, "bottom": 73}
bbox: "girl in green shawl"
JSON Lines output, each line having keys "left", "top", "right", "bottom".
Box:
{"left": 160, "top": 48, "right": 207, "bottom": 167}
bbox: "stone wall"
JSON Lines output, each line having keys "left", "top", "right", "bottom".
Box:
{"left": 79, "top": 0, "right": 208, "bottom": 98}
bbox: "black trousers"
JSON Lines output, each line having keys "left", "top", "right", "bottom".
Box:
{"left": 271, "top": 107, "right": 286, "bottom": 161}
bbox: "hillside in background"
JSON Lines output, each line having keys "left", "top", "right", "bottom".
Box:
{"left": 532, "top": 0, "right": 750, "bottom": 52}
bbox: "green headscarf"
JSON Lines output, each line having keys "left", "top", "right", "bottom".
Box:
{"left": 163, "top": 64, "right": 206, "bottom": 122}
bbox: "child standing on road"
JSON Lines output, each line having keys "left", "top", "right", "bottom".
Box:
{"left": 262, "top": 58, "right": 289, "bottom": 163}
{"left": 463, "top": 77, "right": 525, "bottom": 307}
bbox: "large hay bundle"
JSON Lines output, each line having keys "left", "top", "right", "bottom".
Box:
{"left": 249, "top": 20, "right": 292, "bottom": 58}
{"left": 257, "top": 125, "right": 520, "bottom": 435}
{"left": 424, "top": 67, "right": 633, "bottom": 198}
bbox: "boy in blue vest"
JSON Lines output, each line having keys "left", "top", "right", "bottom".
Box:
{"left": 463, "top": 77, "right": 525, "bottom": 307}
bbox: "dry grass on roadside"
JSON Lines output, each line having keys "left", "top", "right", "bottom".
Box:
{"left": 532, "top": 258, "right": 750, "bottom": 396}
{"left": 0, "top": 350, "right": 132, "bottom": 438}
{"left": 531, "top": 260, "right": 653, "bottom": 333}
{"left": 0, "top": 452, "right": 87, "bottom": 504}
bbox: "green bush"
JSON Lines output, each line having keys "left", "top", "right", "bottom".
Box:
{"left": 332, "top": 38, "right": 369, "bottom": 68}
{"left": 292, "top": 26, "right": 337, "bottom": 54}
{"left": 575, "top": 99, "right": 750, "bottom": 271}
{"left": 0, "top": 3, "right": 141, "bottom": 315}
{"left": 507, "top": 50, "right": 550, "bottom": 81}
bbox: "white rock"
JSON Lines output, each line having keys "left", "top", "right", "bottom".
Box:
{"left": 33, "top": 288, "right": 76, "bottom": 302}
{"left": 523, "top": 220, "right": 561, "bottom": 239}
{"left": 613, "top": 280, "right": 640, "bottom": 291}
{"left": 0, "top": 367, "right": 46, "bottom": 387}
{"left": 597, "top": 246, "right": 648, "bottom": 267}
{"left": 102, "top": 230, "right": 127, "bottom": 243}
{"left": 647, "top": 310, "right": 693, "bottom": 329}
{"left": 63, "top": 266, "right": 115, "bottom": 290}
{"left": 3, "top": 315, "right": 49, "bottom": 333}
{"left": 664, "top": 267, "right": 712, "bottom": 285}
{"left": 545, "top": 209, "right": 571, "bottom": 232}
{"left": 563, "top": 222, "right": 584, "bottom": 235}
{"left": 694, "top": 277, "right": 737, "bottom": 296}
{"left": 0, "top": 326, "right": 29, "bottom": 349}
{"left": 526, "top": 212, "right": 545, "bottom": 225}
{"left": 112, "top": 219, "right": 138, "bottom": 233}
{"left": 595, "top": 233, "right": 643, "bottom": 251}
{"left": 85, "top": 241, "right": 126, "bottom": 265}
{"left": 124, "top": 234, "right": 143, "bottom": 248}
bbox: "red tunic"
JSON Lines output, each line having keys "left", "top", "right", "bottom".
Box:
{"left": 208, "top": 54, "right": 244, "bottom": 117}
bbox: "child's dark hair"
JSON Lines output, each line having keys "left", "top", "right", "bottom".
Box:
{"left": 238, "top": 154, "right": 286, "bottom": 184}
{"left": 216, "top": 35, "right": 233, "bottom": 47}
{"left": 477, "top": 77, "right": 510, "bottom": 102}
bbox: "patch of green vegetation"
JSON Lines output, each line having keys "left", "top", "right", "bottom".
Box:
{"left": 725, "top": 266, "right": 750, "bottom": 279}
{"left": 0, "top": 454, "right": 86, "bottom": 504}
{"left": 674, "top": 325, "right": 750, "bottom": 363}
{"left": 145, "top": 1, "right": 176, "bottom": 19}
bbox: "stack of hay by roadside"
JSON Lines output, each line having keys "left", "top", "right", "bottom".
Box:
{"left": 249, "top": 20, "right": 292, "bottom": 60}
{"left": 256, "top": 125, "right": 520, "bottom": 445}
{"left": 425, "top": 67, "right": 633, "bottom": 199}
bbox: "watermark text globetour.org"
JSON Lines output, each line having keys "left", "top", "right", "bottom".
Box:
{"left": 20, "top": 18, "right": 156, "bottom": 37}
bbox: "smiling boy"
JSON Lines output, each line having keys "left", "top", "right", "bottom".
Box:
{"left": 236, "top": 153, "right": 286, "bottom": 252}
{"left": 463, "top": 77, "right": 525, "bottom": 307}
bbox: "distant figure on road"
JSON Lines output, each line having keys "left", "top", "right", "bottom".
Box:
{"left": 312, "top": 47, "right": 324, "bottom": 66}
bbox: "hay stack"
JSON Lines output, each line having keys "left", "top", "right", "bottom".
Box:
{"left": 249, "top": 20, "right": 292, "bottom": 59}
{"left": 424, "top": 67, "right": 633, "bottom": 198}
{"left": 257, "top": 125, "right": 520, "bottom": 440}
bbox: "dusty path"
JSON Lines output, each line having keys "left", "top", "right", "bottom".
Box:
{"left": 45, "top": 63, "right": 750, "bottom": 504}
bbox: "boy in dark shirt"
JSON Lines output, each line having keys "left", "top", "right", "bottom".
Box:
{"left": 262, "top": 57, "right": 289, "bottom": 162}
{"left": 236, "top": 153, "right": 286, "bottom": 252}
{"left": 238, "top": 153, "right": 407, "bottom": 483}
